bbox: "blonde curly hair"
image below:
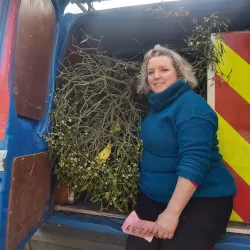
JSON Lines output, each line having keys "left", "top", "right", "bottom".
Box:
{"left": 138, "top": 45, "right": 198, "bottom": 94}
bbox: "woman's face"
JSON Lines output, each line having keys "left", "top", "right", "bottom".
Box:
{"left": 147, "top": 56, "right": 179, "bottom": 94}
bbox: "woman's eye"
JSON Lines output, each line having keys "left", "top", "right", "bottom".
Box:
{"left": 148, "top": 71, "right": 154, "bottom": 76}
{"left": 161, "top": 68, "right": 168, "bottom": 72}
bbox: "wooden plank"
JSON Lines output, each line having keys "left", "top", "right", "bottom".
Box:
{"left": 227, "top": 222, "right": 250, "bottom": 235}
{"left": 55, "top": 205, "right": 127, "bottom": 219}
{"left": 6, "top": 152, "right": 51, "bottom": 250}
{"left": 13, "top": 0, "right": 56, "bottom": 120}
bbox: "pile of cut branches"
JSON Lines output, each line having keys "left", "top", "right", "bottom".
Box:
{"left": 46, "top": 13, "right": 231, "bottom": 214}
{"left": 46, "top": 37, "right": 146, "bottom": 213}
{"left": 182, "top": 13, "right": 230, "bottom": 97}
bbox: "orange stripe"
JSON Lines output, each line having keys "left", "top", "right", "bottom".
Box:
{"left": 0, "top": 0, "right": 18, "bottom": 139}
{"left": 215, "top": 38, "right": 250, "bottom": 104}
{"left": 215, "top": 75, "right": 250, "bottom": 144}
{"left": 0, "top": 74, "right": 9, "bottom": 140}
{"left": 224, "top": 160, "right": 250, "bottom": 222}
{"left": 214, "top": 32, "right": 250, "bottom": 223}
{"left": 219, "top": 32, "right": 250, "bottom": 64}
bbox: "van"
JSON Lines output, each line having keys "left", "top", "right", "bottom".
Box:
{"left": 0, "top": 0, "right": 250, "bottom": 249}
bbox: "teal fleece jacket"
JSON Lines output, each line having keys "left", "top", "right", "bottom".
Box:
{"left": 139, "top": 80, "right": 236, "bottom": 203}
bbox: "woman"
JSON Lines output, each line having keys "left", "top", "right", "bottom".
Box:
{"left": 125, "top": 45, "right": 236, "bottom": 250}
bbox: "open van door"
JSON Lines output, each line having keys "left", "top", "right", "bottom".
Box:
{"left": 0, "top": 0, "right": 113, "bottom": 248}
{"left": 0, "top": 0, "right": 58, "bottom": 249}
{"left": 0, "top": 0, "right": 112, "bottom": 248}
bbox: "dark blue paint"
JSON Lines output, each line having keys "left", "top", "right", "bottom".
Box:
{"left": 214, "top": 234, "right": 250, "bottom": 249}
{"left": 48, "top": 213, "right": 125, "bottom": 236}
{"left": 0, "top": 0, "right": 74, "bottom": 249}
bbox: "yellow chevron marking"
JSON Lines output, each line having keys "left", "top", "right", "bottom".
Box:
{"left": 217, "top": 113, "right": 250, "bottom": 186}
{"left": 215, "top": 38, "right": 250, "bottom": 104}
{"left": 230, "top": 210, "right": 243, "bottom": 222}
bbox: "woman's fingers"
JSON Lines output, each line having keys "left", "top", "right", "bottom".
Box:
{"left": 157, "top": 230, "right": 164, "bottom": 239}
{"left": 153, "top": 223, "right": 175, "bottom": 239}
{"left": 167, "top": 232, "right": 174, "bottom": 239}
{"left": 154, "top": 228, "right": 171, "bottom": 239}
{"left": 162, "top": 233, "right": 169, "bottom": 239}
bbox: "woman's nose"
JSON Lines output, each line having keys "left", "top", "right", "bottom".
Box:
{"left": 154, "top": 70, "right": 161, "bottom": 78}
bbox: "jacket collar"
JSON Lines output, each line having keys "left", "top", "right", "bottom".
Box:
{"left": 149, "top": 79, "right": 191, "bottom": 112}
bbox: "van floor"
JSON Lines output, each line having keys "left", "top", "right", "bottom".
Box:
{"left": 24, "top": 215, "right": 250, "bottom": 250}
{"left": 24, "top": 222, "right": 126, "bottom": 250}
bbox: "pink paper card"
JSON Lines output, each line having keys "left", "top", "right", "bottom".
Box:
{"left": 122, "top": 211, "right": 155, "bottom": 242}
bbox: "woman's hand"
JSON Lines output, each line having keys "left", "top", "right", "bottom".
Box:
{"left": 153, "top": 210, "right": 180, "bottom": 239}
{"left": 152, "top": 177, "right": 197, "bottom": 240}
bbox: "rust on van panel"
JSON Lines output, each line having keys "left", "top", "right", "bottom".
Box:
{"left": 14, "top": 0, "right": 56, "bottom": 120}
{"left": 6, "top": 152, "right": 51, "bottom": 250}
